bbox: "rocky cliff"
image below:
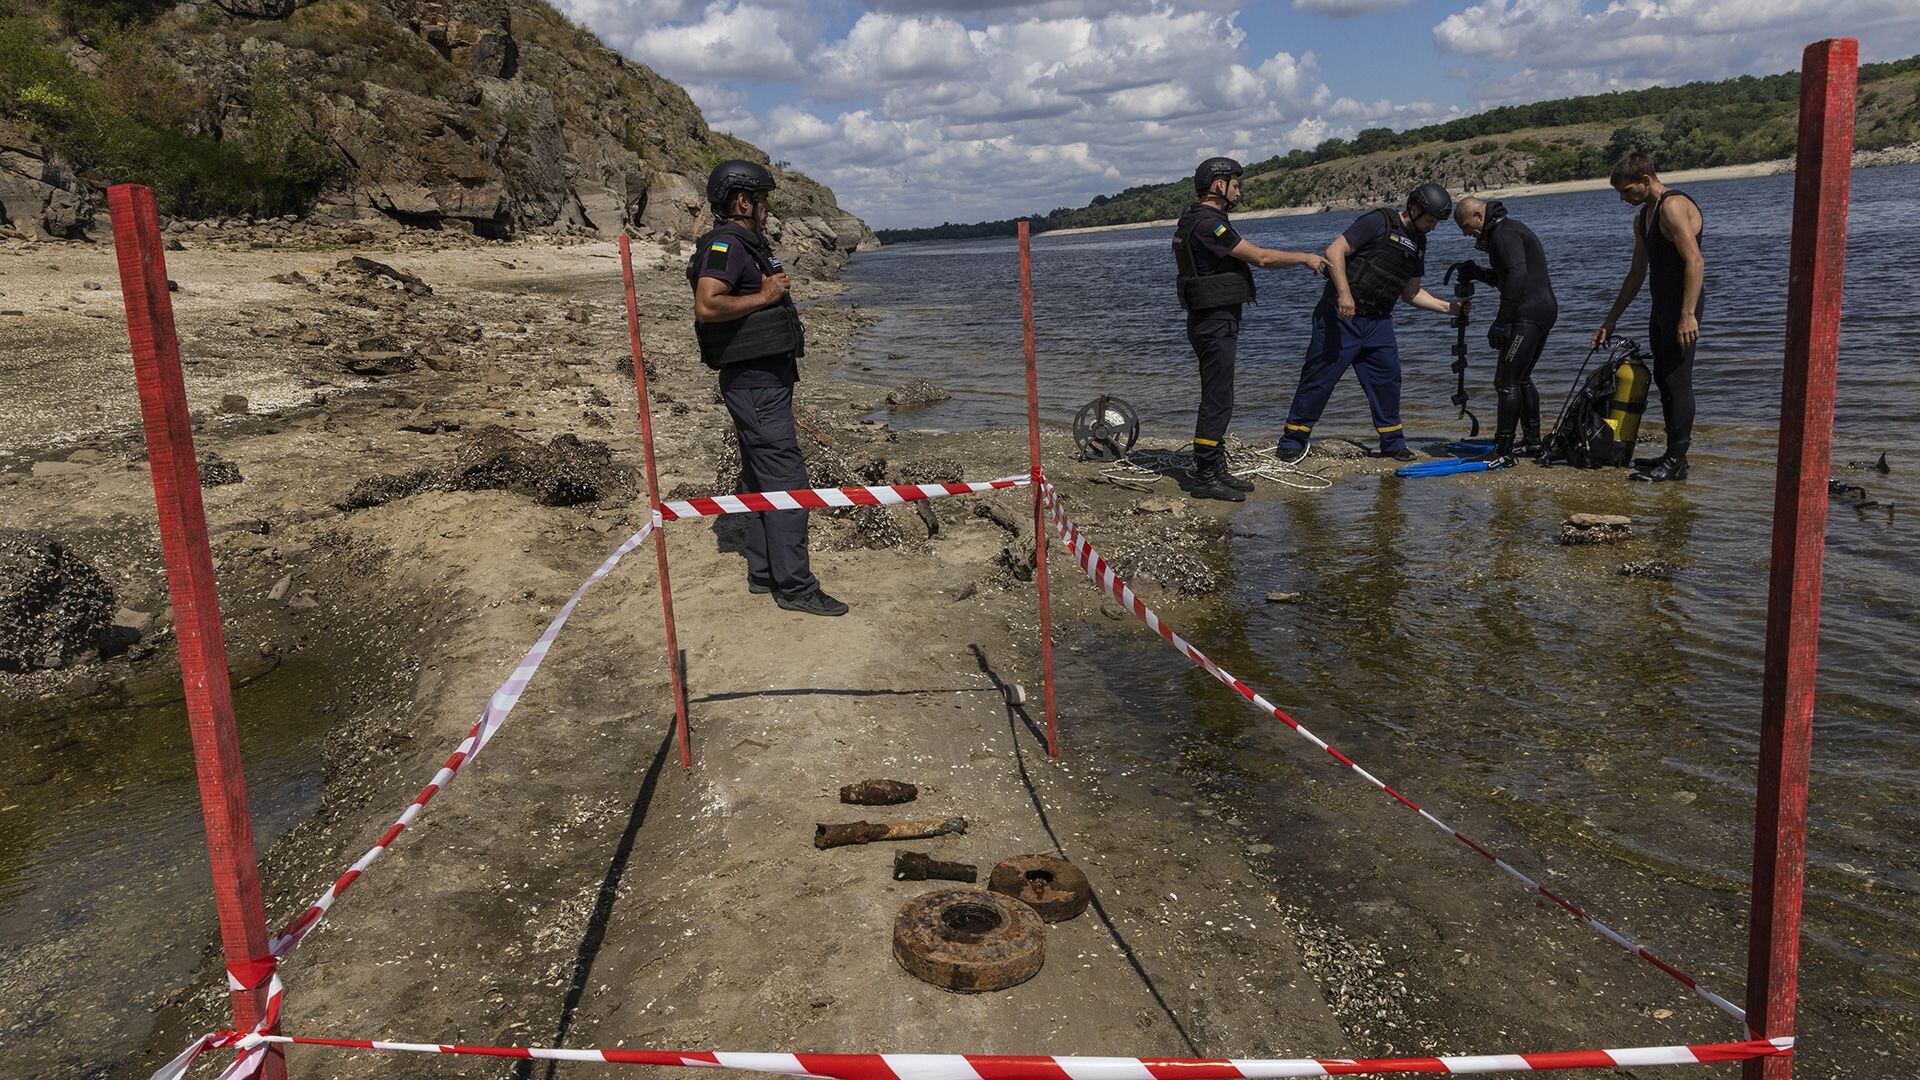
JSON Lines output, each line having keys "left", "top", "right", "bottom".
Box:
{"left": 0, "top": 0, "right": 876, "bottom": 265}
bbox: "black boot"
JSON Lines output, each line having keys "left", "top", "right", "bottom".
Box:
{"left": 1188, "top": 461, "right": 1246, "bottom": 502}
{"left": 1519, "top": 426, "right": 1543, "bottom": 457}
{"left": 1491, "top": 432, "right": 1516, "bottom": 460}
{"left": 1211, "top": 461, "right": 1255, "bottom": 492}
{"left": 1630, "top": 456, "right": 1688, "bottom": 482}
{"left": 775, "top": 587, "right": 850, "bottom": 616}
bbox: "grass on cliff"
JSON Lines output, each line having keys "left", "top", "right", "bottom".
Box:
{"left": 0, "top": 10, "right": 336, "bottom": 218}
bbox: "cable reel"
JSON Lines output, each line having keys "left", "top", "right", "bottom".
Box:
{"left": 1072, "top": 395, "right": 1140, "bottom": 461}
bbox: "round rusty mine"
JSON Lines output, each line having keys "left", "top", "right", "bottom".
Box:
{"left": 988, "top": 853, "right": 1091, "bottom": 923}
{"left": 892, "top": 888, "right": 1046, "bottom": 992}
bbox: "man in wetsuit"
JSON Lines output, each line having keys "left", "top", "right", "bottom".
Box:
{"left": 1455, "top": 196, "right": 1557, "bottom": 459}
{"left": 1173, "top": 157, "right": 1327, "bottom": 502}
{"left": 1275, "top": 183, "right": 1465, "bottom": 463}
{"left": 1590, "top": 152, "right": 1704, "bottom": 482}
{"left": 689, "top": 159, "right": 847, "bottom": 616}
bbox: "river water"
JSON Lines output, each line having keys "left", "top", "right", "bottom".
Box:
{"left": 841, "top": 166, "right": 1918, "bottom": 1073}
{"left": 0, "top": 658, "right": 337, "bottom": 1076}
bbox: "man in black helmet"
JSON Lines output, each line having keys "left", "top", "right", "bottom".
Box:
{"left": 1275, "top": 183, "right": 1465, "bottom": 463}
{"left": 1174, "top": 156, "right": 1327, "bottom": 502}
{"left": 688, "top": 158, "right": 847, "bottom": 616}
{"left": 1454, "top": 195, "right": 1557, "bottom": 459}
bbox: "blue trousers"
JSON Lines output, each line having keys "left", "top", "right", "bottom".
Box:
{"left": 721, "top": 381, "right": 818, "bottom": 595}
{"left": 1278, "top": 304, "right": 1407, "bottom": 453}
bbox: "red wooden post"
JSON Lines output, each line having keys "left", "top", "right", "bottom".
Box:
{"left": 1016, "top": 221, "right": 1061, "bottom": 757}
{"left": 107, "top": 184, "right": 286, "bottom": 1079}
{"left": 619, "top": 236, "right": 693, "bottom": 768}
{"left": 1743, "top": 38, "right": 1856, "bottom": 1079}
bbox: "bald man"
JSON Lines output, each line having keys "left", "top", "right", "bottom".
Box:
{"left": 1454, "top": 196, "right": 1557, "bottom": 458}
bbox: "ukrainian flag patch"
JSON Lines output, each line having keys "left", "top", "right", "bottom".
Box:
{"left": 1212, "top": 224, "right": 1228, "bottom": 237}
{"left": 711, "top": 241, "right": 730, "bottom": 253}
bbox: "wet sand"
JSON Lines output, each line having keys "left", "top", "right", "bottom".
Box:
{"left": 2, "top": 236, "right": 1362, "bottom": 1076}
{"left": 1, "top": 228, "right": 1818, "bottom": 1078}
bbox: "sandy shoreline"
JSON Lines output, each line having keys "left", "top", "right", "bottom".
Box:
{"left": 6, "top": 225, "right": 1829, "bottom": 1078}
{"left": 1, "top": 235, "right": 1380, "bottom": 1076}
{"left": 1035, "top": 159, "right": 1797, "bottom": 239}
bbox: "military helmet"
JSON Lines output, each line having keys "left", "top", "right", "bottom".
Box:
{"left": 1408, "top": 182, "right": 1453, "bottom": 221}
{"left": 1193, "top": 157, "right": 1244, "bottom": 197}
{"left": 707, "top": 159, "right": 777, "bottom": 213}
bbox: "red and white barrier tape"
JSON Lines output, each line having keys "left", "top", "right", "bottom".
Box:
{"left": 265, "top": 517, "right": 661, "bottom": 957}
{"left": 658, "top": 476, "right": 1029, "bottom": 520}
{"left": 171, "top": 1033, "right": 1794, "bottom": 1076}
{"left": 155, "top": 964, "right": 287, "bottom": 1080}
{"left": 165, "top": 473, "right": 1039, "bottom": 1078}
{"left": 1037, "top": 482, "right": 1748, "bottom": 1027}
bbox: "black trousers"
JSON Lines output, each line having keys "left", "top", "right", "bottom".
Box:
{"left": 1493, "top": 319, "right": 1552, "bottom": 444}
{"left": 721, "top": 381, "right": 818, "bottom": 594}
{"left": 1647, "top": 314, "right": 1697, "bottom": 459}
{"left": 1187, "top": 309, "right": 1239, "bottom": 466}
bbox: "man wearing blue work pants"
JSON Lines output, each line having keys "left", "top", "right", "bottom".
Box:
{"left": 689, "top": 159, "right": 847, "bottom": 616}
{"left": 1277, "top": 184, "right": 1465, "bottom": 463}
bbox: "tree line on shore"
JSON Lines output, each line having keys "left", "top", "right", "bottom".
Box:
{"left": 877, "top": 55, "right": 1920, "bottom": 245}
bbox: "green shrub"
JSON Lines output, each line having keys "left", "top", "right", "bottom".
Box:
{"left": 1469, "top": 140, "right": 1499, "bottom": 155}
{"left": 0, "top": 18, "right": 335, "bottom": 217}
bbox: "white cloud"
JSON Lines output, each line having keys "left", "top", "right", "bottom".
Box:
{"left": 1293, "top": 0, "right": 1421, "bottom": 16}
{"left": 1434, "top": 0, "right": 1920, "bottom": 93}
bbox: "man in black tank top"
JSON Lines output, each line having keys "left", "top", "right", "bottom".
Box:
{"left": 1590, "top": 152, "right": 1704, "bottom": 482}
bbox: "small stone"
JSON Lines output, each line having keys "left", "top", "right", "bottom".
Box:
{"left": 296, "top": 329, "right": 329, "bottom": 345}
{"left": 112, "top": 608, "right": 154, "bottom": 635}
{"left": 1559, "top": 512, "right": 1634, "bottom": 546}
{"left": 198, "top": 455, "right": 243, "bottom": 487}
{"left": 1134, "top": 498, "right": 1177, "bottom": 514}
{"left": 0, "top": 309, "right": 23, "bottom": 317}
{"left": 287, "top": 589, "right": 320, "bottom": 611}
{"left": 564, "top": 302, "right": 591, "bottom": 323}
{"left": 1264, "top": 591, "right": 1303, "bottom": 604}
{"left": 218, "top": 394, "right": 250, "bottom": 415}
{"left": 267, "top": 574, "right": 292, "bottom": 601}
{"left": 886, "top": 379, "right": 952, "bottom": 407}
{"left": 1617, "top": 560, "right": 1674, "bottom": 580}
{"left": 82, "top": 280, "right": 102, "bottom": 291}
{"left": 344, "top": 352, "right": 418, "bottom": 377}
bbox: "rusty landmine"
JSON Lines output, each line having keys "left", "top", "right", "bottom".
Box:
{"left": 988, "top": 853, "right": 1092, "bottom": 923}
{"left": 892, "top": 888, "right": 1045, "bottom": 992}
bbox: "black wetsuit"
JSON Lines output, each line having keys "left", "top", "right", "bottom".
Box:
{"left": 1640, "top": 189, "right": 1703, "bottom": 461}
{"left": 1478, "top": 203, "right": 1557, "bottom": 449}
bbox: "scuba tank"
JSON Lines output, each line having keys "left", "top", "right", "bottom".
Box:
{"left": 1543, "top": 339, "right": 1651, "bottom": 468}
{"left": 1603, "top": 352, "right": 1649, "bottom": 450}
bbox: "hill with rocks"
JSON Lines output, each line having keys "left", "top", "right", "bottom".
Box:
{"left": 0, "top": 0, "right": 875, "bottom": 266}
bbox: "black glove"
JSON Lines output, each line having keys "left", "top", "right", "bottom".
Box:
{"left": 1487, "top": 323, "right": 1512, "bottom": 354}
{"left": 1459, "top": 261, "right": 1495, "bottom": 286}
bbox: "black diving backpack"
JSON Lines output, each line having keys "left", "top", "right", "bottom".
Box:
{"left": 1543, "top": 341, "right": 1648, "bottom": 469}
{"left": 1546, "top": 365, "right": 1623, "bottom": 468}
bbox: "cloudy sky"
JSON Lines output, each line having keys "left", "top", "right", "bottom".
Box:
{"left": 554, "top": 0, "right": 1920, "bottom": 229}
